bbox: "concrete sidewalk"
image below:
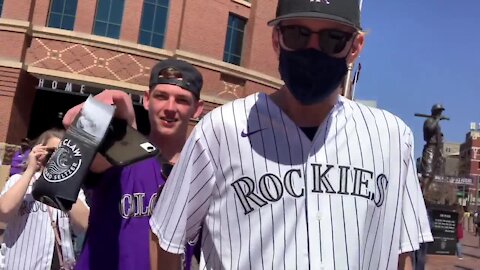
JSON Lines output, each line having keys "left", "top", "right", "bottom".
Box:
{"left": 425, "top": 225, "right": 480, "bottom": 270}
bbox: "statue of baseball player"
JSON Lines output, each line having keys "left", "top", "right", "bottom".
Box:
{"left": 418, "top": 104, "right": 449, "bottom": 194}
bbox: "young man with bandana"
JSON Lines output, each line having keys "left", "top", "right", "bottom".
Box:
{"left": 149, "top": 1, "right": 432, "bottom": 269}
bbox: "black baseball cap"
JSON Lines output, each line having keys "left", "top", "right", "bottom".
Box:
{"left": 268, "top": 0, "right": 362, "bottom": 30}
{"left": 149, "top": 58, "right": 203, "bottom": 99}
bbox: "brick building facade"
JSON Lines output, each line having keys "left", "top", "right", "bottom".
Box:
{"left": 459, "top": 128, "right": 480, "bottom": 205}
{"left": 0, "top": 0, "right": 283, "bottom": 145}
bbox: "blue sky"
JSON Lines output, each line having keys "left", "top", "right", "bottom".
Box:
{"left": 355, "top": 0, "right": 480, "bottom": 158}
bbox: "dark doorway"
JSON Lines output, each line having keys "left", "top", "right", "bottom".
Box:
{"left": 28, "top": 89, "right": 84, "bottom": 140}
{"left": 27, "top": 89, "right": 150, "bottom": 141}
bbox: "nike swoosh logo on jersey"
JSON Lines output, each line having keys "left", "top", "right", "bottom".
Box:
{"left": 241, "top": 128, "right": 264, "bottom": 137}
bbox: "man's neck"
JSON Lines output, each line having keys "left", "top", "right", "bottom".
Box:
{"left": 269, "top": 86, "right": 340, "bottom": 127}
{"left": 149, "top": 132, "right": 187, "bottom": 164}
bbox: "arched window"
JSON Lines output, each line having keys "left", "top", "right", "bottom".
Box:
{"left": 47, "top": 0, "right": 78, "bottom": 30}
{"left": 93, "top": 0, "right": 125, "bottom": 39}
{"left": 138, "top": 0, "right": 169, "bottom": 48}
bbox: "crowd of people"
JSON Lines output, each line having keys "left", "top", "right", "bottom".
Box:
{"left": 0, "top": 0, "right": 451, "bottom": 269}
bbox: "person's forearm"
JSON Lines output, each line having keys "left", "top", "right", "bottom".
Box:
{"left": 150, "top": 230, "right": 160, "bottom": 270}
{"left": 150, "top": 230, "right": 182, "bottom": 270}
{"left": 0, "top": 168, "right": 35, "bottom": 221}
{"left": 398, "top": 252, "right": 413, "bottom": 270}
{"left": 69, "top": 200, "right": 90, "bottom": 233}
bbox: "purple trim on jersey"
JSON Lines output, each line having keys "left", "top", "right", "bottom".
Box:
{"left": 75, "top": 157, "right": 165, "bottom": 270}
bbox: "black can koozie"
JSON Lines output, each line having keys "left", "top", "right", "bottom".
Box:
{"left": 32, "top": 96, "right": 115, "bottom": 211}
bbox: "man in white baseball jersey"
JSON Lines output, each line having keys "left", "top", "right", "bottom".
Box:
{"left": 149, "top": 0, "right": 433, "bottom": 269}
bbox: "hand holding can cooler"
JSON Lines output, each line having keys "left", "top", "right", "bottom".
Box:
{"left": 32, "top": 96, "right": 115, "bottom": 211}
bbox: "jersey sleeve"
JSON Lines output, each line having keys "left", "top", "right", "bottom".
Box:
{"left": 0, "top": 174, "right": 23, "bottom": 196}
{"left": 149, "top": 118, "right": 217, "bottom": 254}
{"left": 399, "top": 129, "right": 433, "bottom": 253}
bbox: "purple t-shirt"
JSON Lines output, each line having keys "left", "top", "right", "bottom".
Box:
{"left": 9, "top": 149, "right": 30, "bottom": 176}
{"left": 75, "top": 157, "right": 165, "bottom": 270}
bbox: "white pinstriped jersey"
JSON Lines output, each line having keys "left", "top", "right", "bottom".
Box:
{"left": 150, "top": 93, "right": 433, "bottom": 270}
{"left": 0, "top": 172, "right": 87, "bottom": 270}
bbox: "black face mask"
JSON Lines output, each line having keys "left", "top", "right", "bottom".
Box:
{"left": 279, "top": 48, "right": 348, "bottom": 105}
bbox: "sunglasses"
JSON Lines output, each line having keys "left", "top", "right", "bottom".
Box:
{"left": 277, "top": 25, "right": 354, "bottom": 54}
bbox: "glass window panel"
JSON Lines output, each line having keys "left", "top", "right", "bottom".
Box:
{"left": 64, "top": 0, "right": 78, "bottom": 16}
{"left": 238, "top": 20, "right": 246, "bottom": 30}
{"left": 110, "top": 0, "right": 125, "bottom": 24}
{"left": 232, "top": 16, "right": 239, "bottom": 29}
{"left": 224, "top": 48, "right": 232, "bottom": 62}
{"left": 153, "top": 7, "right": 167, "bottom": 31}
{"left": 231, "top": 55, "right": 240, "bottom": 65}
{"left": 138, "top": 1, "right": 169, "bottom": 48}
{"left": 48, "top": 13, "right": 62, "bottom": 28}
{"left": 158, "top": 0, "right": 169, "bottom": 6}
{"left": 50, "top": 0, "right": 64, "bottom": 13}
{"left": 0, "top": 0, "right": 3, "bottom": 17}
{"left": 151, "top": 33, "right": 164, "bottom": 48}
{"left": 224, "top": 54, "right": 234, "bottom": 65}
{"left": 234, "top": 17, "right": 244, "bottom": 31}
{"left": 93, "top": 21, "right": 107, "bottom": 36}
{"left": 62, "top": 15, "right": 75, "bottom": 30}
{"left": 230, "top": 30, "right": 239, "bottom": 51}
{"left": 107, "top": 24, "right": 120, "bottom": 38}
{"left": 48, "top": 0, "right": 77, "bottom": 30}
{"left": 96, "top": 0, "right": 110, "bottom": 21}
{"left": 232, "top": 32, "right": 244, "bottom": 55}
{"left": 223, "top": 14, "right": 246, "bottom": 66}
{"left": 140, "top": 3, "right": 155, "bottom": 31}
{"left": 224, "top": 28, "right": 233, "bottom": 53}
{"left": 138, "top": 31, "right": 151, "bottom": 45}
{"left": 240, "top": 18, "right": 247, "bottom": 30}
{"left": 93, "top": 0, "right": 124, "bottom": 38}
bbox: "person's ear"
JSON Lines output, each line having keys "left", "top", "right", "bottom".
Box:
{"left": 347, "top": 32, "right": 365, "bottom": 65}
{"left": 193, "top": 100, "right": 204, "bottom": 119}
{"left": 143, "top": 90, "right": 150, "bottom": 111}
{"left": 272, "top": 27, "right": 281, "bottom": 58}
